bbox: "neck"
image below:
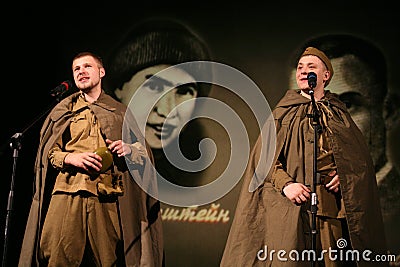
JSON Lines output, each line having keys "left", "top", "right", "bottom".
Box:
{"left": 300, "top": 88, "right": 324, "bottom": 101}
{"left": 82, "top": 86, "right": 102, "bottom": 103}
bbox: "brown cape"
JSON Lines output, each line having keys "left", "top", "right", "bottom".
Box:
{"left": 221, "top": 90, "right": 387, "bottom": 266}
{"left": 18, "top": 91, "right": 163, "bottom": 267}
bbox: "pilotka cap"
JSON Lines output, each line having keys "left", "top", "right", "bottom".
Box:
{"left": 301, "top": 46, "right": 334, "bottom": 87}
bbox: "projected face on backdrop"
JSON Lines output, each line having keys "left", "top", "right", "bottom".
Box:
{"left": 327, "top": 56, "right": 373, "bottom": 135}
{"left": 114, "top": 64, "right": 198, "bottom": 149}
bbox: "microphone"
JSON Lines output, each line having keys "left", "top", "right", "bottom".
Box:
{"left": 50, "top": 80, "right": 73, "bottom": 97}
{"left": 307, "top": 72, "right": 317, "bottom": 91}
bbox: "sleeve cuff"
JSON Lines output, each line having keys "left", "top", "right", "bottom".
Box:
{"left": 52, "top": 152, "right": 69, "bottom": 169}
{"left": 272, "top": 169, "right": 294, "bottom": 192}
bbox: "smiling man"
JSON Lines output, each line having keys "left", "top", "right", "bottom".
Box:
{"left": 222, "top": 46, "right": 387, "bottom": 267}
{"left": 288, "top": 34, "right": 400, "bottom": 259}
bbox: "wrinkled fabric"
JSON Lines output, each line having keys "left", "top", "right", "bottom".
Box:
{"left": 18, "top": 91, "right": 163, "bottom": 267}
{"left": 221, "top": 89, "right": 387, "bottom": 267}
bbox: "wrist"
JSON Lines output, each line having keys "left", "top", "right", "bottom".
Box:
{"left": 282, "top": 181, "right": 293, "bottom": 196}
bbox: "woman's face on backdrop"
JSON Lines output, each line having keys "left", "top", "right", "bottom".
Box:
{"left": 114, "top": 64, "right": 198, "bottom": 149}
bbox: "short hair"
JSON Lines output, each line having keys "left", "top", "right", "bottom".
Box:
{"left": 73, "top": 51, "right": 104, "bottom": 68}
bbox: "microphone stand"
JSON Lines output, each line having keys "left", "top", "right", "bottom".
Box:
{"left": 306, "top": 88, "right": 322, "bottom": 267}
{"left": 1, "top": 90, "right": 67, "bottom": 267}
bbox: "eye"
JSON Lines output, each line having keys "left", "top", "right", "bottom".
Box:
{"left": 143, "top": 79, "right": 165, "bottom": 93}
{"left": 338, "top": 92, "right": 368, "bottom": 112}
{"left": 175, "top": 83, "right": 197, "bottom": 97}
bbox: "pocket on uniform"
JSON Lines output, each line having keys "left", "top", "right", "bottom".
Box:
{"left": 97, "top": 173, "right": 124, "bottom": 196}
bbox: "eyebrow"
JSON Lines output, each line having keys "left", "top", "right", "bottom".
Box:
{"left": 145, "top": 74, "right": 174, "bottom": 87}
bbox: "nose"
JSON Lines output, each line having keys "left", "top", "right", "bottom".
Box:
{"left": 154, "top": 91, "right": 177, "bottom": 118}
{"left": 77, "top": 68, "right": 87, "bottom": 78}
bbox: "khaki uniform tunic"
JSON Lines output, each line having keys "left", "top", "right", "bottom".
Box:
{"left": 40, "top": 94, "right": 123, "bottom": 266}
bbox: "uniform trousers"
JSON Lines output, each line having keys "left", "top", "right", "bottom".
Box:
{"left": 39, "top": 192, "right": 123, "bottom": 266}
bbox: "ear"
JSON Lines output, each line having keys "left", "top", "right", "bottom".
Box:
{"left": 100, "top": 67, "right": 105, "bottom": 78}
{"left": 323, "top": 70, "right": 330, "bottom": 83}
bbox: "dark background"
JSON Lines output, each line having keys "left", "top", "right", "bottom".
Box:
{"left": 1, "top": 2, "right": 399, "bottom": 266}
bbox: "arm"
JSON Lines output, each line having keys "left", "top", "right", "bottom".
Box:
{"left": 282, "top": 170, "right": 340, "bottom": 205}
{"left": 282, "top": 182, "right": 311, "bottom": 205}
{"left": 106, "top": 139, "right": 147, "bottom": 165}
{"left": 48, "top": 139, "right": 103, "bottom": 173}
{"left": 272, "top": 159, "right": 311, "bottom": 205}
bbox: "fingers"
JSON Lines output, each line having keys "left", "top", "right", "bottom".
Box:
{"left": 326, "top": 184, "right": 340, "bottom": 192}
{"left": 300, "top": 183, "right": 311, "bottom": 193}
{"left": 106, "top": 139, "right": 118, "bottom": 151}
{"left": 85, "top": 153, "right": 102, "bottom": 171}
{"left": 284, "top": 183, "right": 311, "bottom": 204}
{"left": 328, "top": 169, "right": 337, "bottom": 176}
{"left": 105, "top": 138, "right": 113, "bottom": 145}
{"left": 67, "top": 152, "right": 102, "bottom": 172}
{"left": 325, "top": 175, "right": 340, "bottom": 192}
{"left": 106, "top": 139, "right": 146, "bottom": 160}
{"left": 284, "top": 174, "right": 340, "bottom": 205}
{"left": 298, "top": 193, "right": 308, "bottom": 202}
{"left": 107, "top": 140, "right": 125, "bottom": 156}
{"left": 292, "top": 193, "right": 308, "bottom": 204}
